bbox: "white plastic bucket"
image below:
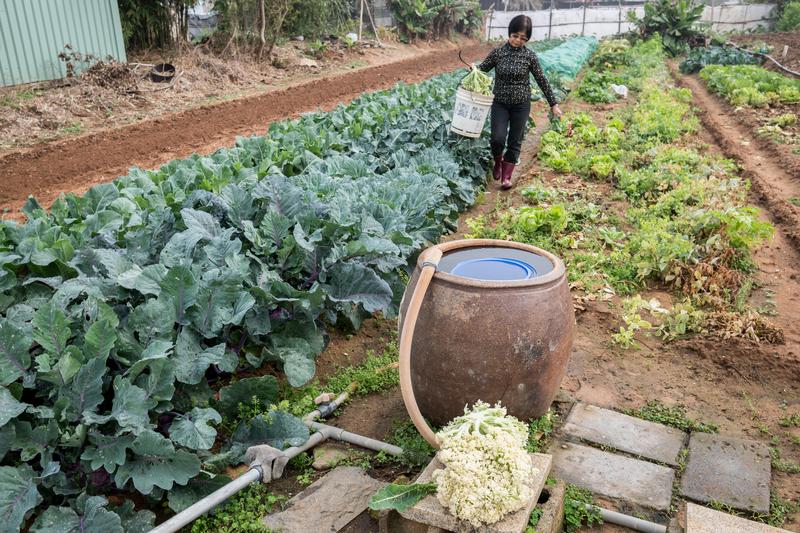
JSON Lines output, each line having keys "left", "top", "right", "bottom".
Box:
{"left": 450, "top": 88, "right": 493, "bottom": 138}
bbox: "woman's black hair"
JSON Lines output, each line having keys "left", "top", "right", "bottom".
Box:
{"left": 508, "top": 14, "right": 532, "bottom": 41}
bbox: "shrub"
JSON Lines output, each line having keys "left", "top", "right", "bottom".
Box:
{"left": 777, "top": 1, "right": 800, "bottom": 30}
{"left": 389, "top": 0, "right": 482, "bottom": 41}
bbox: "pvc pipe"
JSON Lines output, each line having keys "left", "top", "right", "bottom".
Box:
{"left": 303, "top": 382, "right": 358, "bottom": 423}
{"left": 149, "top": 401, "right": 404, "bottom": 533}
{"left": 584, "top": 503, "right": 667, "bottom": 533}
{"left": 150, "top": 468, "right": 262, "bottom": 533}
{"left": 398, "top": 246, "right": 443, "bottom": 449}
{"left": 277, "top": 430, "right": 329, "bottom": 466}
{"left": 308, "top": 421, "right": 403, "bottom": 456}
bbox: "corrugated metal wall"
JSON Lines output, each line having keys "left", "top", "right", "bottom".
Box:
{"left": 0, "top": 0, "right": 126, "bottom": 87}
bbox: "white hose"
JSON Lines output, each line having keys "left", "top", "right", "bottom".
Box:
{"left": 584, "top": 503, "right": 667, "bottom": 533}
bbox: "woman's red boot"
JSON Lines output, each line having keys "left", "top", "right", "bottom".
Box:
{"left": 492, "top": 155, "right": 504, "bottom": 181}
{"left": 501, "top": 161, "right": 515, "bottom": 190}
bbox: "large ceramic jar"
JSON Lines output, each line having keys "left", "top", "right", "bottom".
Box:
{"left": 399, "top": 239, "right": 574, "bottom": 426}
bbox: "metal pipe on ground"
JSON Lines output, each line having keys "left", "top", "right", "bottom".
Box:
{"left": 308, "top": 421, "right": 404, "bottom": 456}
{"left": 584, "top": 503, "right": 667, "bottom": 533}
{"left": 149, "top": 389, "right": 403, "bottom": 533}
{"left": 149, "top": 468, "right": 262, "bottom": 533}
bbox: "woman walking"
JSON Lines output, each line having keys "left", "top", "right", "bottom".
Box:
{"left": 478, "top": 15, "right": 561, "bottom": 190}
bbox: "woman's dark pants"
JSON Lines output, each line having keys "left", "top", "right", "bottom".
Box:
{"left": 490, "top": 101, "right": 531, "bottom": 165}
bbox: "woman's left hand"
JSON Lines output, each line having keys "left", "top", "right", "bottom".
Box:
{"left": 551, "top": 104, "right": 563, "bottom": 118}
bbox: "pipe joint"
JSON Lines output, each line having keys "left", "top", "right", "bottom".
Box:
{"left": 317, "top": 401, "right": 337, "bottom": 418}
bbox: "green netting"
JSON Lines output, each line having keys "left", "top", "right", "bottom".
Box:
{"left": 538, "top": 36, "right": 599, "bottom": 80}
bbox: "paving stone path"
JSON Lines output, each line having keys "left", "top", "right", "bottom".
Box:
{"left": 681, "top": 433, "right": 771, "bottom": 513}
{"left": 552, "top": 402, "right": 772, "bottom": 516}
{"left": 257, "top": 402, "right": 776, "bottom": 532}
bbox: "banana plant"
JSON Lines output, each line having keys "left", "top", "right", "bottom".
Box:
{"left": 628, "top": 0, "right": 705, "bottom": 56}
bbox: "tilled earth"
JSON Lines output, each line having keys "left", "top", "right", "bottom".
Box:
{"left": 0, "top": 42, "right": 492, "bottom": 217}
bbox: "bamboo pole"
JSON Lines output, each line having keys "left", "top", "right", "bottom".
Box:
{"left": 359, "top": 0, "right": 364, "bottom": 41}
{"left": 364, "top": 0, "right": 383, "bottom": 46}
{"left": 581, "top": 0, "right": 588, "bottom": 36}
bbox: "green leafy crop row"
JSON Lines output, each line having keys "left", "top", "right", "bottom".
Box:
{"left": 0, "top": 66, "right": 496, "bottom": 530}
{"left": 578, "top": 36, "right": 666, "bottom": 103}
{"left": 679, "top": 46, "right": 762, "bottom": 74}
{"left": 700, "top": 65, "right": 800, "bottom": 107}
{"left": 470, "top": 39, "right": 776, "bottom": 345}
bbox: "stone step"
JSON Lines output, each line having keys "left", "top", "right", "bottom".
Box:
{"left": 551, "top": 442, "right": 675, "bottom": 511}
{"left": 398, "top": 453, "right": 553, "bottom": 533}
{"left": 686, "top": 502, "right": 792, "bottom": 533}
{"left": 262, "top": 466, "right": 385, "bottom": 533}
{"left": 561, "top": 403, "right": 686, "bottom": 466}
{"left": 680, "top": 433, "right": 771, "bottom": 513}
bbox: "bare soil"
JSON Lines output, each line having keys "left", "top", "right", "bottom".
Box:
{"left": 732, "top": 31, "right": 800, "bottom": 74}
{"left": 0, "top": 38, "right": 491, "bottom": 217}
{"left": 0, "top": 36, "right": 464, "bottom": 152}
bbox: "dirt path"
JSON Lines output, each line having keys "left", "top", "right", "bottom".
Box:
{"left": 670, "top": 63, "right": 800, "bottom": 254}
{"left": 0, "top": 42, "right": 492, "bottom": 215}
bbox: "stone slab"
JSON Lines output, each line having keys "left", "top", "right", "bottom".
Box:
{"left": 263, "top": 466, "right": 384, "bottom": 533}
{"left": 551, "top": 442, "right": 675, "bottom": 511}
{"left": 680, "top": 433, "right": 770, "bottom": 513}
{"left": 686, "top": 502, "right": 792, "bottom": 533}
{"left": 562, "top": 403, "right": 686, "bottom": 466}
{"left": 312, "top": 444, "right": 360, "bottom": 470}
{"left": 399, "top": 453, "right": 552, "bottom": 533}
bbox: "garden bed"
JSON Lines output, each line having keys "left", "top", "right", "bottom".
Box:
{"left": 0, "top": 40, "right": 491, "bottom": 218}
{"left": 249, "top": 37, "right": 800, "bottom": 532}
{"left": 1, "top": 34, "right": 799, "bottom": 533}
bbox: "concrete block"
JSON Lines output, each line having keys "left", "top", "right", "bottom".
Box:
{"left": 680, "top": 433, "right": 770, "bottom": 513}
{"left": 399, "top": 453, "right": 552, "bottom": 533}
{"left": 551, "top": 442, "right": 675, "bottom": 511}
{"left": 562, "top": 403, "right": 686, "bottom": 466}
{"left": 380, "top": 510, "right": 455, "bottom": 533}
{"left": 533, "top": 480, "right": 565, "bottom": 533}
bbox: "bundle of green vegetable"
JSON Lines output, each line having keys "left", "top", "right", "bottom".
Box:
{"left": 369, "top": 401, "right": 536, "bottom": 527}
{"left": 460, "top": 67, "right": 493, "bottom": 96}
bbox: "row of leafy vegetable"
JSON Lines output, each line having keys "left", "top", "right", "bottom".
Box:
{"left": 0, "top": 69, "right": 492, "bottom": 531}
{"left": 469, "top": 36, "right": 780, "bottom": 347}
{"left": 0, "top": 38, "right": 598, "bottom": 531}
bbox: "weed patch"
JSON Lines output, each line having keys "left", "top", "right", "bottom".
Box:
{"left": 192, "top": 483, "right": 285, "bottom": 533}
{"left": 624, "top": 400, "right": 718, "bottom": 433}
{"left": 564, "top": 484, "right": 603, "bottom": 532}
{"left": 381, "top": 420, "right": 436, "bottom": 469}
{"left": 527, "top": 410, "right": 556, "bottom": 453}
